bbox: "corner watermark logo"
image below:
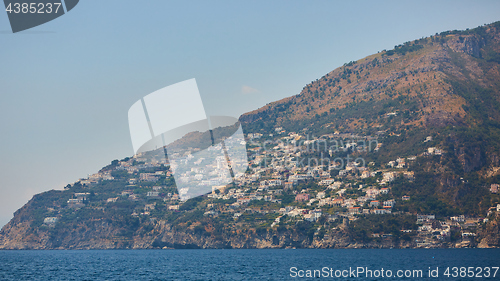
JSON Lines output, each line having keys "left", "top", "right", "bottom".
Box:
{"left": 128, "top": 79, "right": 249, "bottom": 201}
{"left": 4, "top": 0, "right": 79, "bottom": 33}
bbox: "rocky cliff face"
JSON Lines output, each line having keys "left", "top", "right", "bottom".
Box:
{"left": 478, "top": 213, "right": 500, "bottom": 248}
{"left": 446, "top": 34, "right": 485, "bottom": 58}
{"left": 0, "top": 196, "right": 50, "bottom": 249}
{"left": 0, "top": 217, "right": 410, "bottom": 250}
{"left": 0, "top": 194, "right": 410, "bottom": 250}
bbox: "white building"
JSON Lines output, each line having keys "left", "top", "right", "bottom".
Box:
{"left": 147, "top": 191, "right": 160, "bottom": 197}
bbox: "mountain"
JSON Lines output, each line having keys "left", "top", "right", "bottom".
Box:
{"left": 242, "top": 23, "right": 500, "bottom": 135}
{"left": 1, "top": 22, "right": 500, "bottom": 250}
{"left": 241, "top": 21, "right": 500, "bottom": 215}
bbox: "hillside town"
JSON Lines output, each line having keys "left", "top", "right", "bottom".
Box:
{"left": 47, "top": 129, "right": 500, "bottom": 248}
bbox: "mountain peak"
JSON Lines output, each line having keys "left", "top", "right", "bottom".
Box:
{"left": 241, "top": 21, "right": 500, "bottom": 135}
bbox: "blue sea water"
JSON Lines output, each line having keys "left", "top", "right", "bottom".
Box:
{"left": 0, "top": 249, "right": 499, "bottom": 280}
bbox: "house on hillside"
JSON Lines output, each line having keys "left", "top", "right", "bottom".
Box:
{"left": 349, "top": 207, "right": 361, "bottom": 215}
{"left": 43, "top": 217, "right": 58, "bottom": 226}
{"left": 147, "top": 191, "right": 160, "bottom": 197}
{"left": 295, "top": 193, "right": 310, "bottom": 202}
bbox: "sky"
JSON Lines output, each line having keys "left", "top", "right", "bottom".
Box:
{"left": 0, "top": 0, "right": 499, "bottom": 227}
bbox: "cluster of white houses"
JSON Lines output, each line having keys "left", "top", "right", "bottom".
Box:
{"left": 46, "top": 130, "right": 500, "bottom": 244}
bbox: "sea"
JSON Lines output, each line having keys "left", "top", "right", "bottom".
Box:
{"left": 0, "top": 249, "right": 499, "bottom": 280}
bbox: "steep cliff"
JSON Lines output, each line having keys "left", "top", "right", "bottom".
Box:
{"left": 478, "top": 213, "right": 500, "bottom": 248}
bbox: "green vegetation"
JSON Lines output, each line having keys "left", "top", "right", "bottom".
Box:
{"left": 385, "top": 42, "right": 423, "bottom": 56}
{"left": 350, "top": 214, "right": 417, "bottom": 243}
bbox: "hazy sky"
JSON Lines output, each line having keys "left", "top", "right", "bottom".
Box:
{"left": 0, "top": 0, "right": 499, "bottom": 227}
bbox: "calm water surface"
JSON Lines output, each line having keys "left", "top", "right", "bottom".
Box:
{"left": 0, "top": 249, "right": 499, "bottom": 280}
